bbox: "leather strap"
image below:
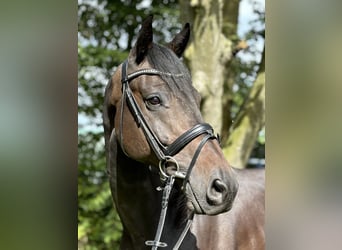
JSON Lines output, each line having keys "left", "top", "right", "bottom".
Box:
{"left": 182, "top": 133, "right": 216, "bottom": 190}
{"left": 165, "top": 123, "right": 214, "bottom": 156}
{"left": 121, "top": 61, "right": 167, "bottom": 160}
{"left": 145, "top": 176, "right": 175, "bottom": 249}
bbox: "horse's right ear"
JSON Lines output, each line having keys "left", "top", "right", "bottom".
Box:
{"left": 168, "top": 23, "right": 190, "bottom": 57}
{"left": 133, "top": 15, "right": 154, "bottom": 65}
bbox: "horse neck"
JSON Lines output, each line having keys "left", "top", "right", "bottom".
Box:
{"left": 114, "top": 147, "right": 196, "bottom": 248}
{"left": 114, "top": 147, "right": 159, "bottom": 235}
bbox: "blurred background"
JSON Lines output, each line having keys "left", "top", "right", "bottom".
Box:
{"left": 0, "top": 0, "right": 341, "bottom": 249}
{"left": 78, "top": 0, "right": 264, "bottom": 248}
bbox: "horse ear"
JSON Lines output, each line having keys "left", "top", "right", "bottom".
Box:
{"left": 168, "top": 23, "right": 190, "bottom": 57}
{"left": 134, "top": 15, "right": 154, "bottom": 65}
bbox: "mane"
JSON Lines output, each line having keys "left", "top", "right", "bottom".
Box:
{"left": 146, "top": 43, "right": 195, "bottom": 96}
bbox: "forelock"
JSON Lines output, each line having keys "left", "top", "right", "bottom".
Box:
{"left": 146, "top": 43, "right": 193, "bottom": 94}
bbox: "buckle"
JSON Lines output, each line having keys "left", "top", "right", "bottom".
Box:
{"left": 145, "top": 240, "right": 167, "bottom": 248}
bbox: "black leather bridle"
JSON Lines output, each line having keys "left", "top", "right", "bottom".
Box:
{"left": 119, "top": 60, "right": 218, "bottom": 249}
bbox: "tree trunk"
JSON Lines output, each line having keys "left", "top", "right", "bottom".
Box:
{"left": 222, "top": 48, "right": 265, "bottom": 168}
{"left": 180, "top": 0, "right": 265, "bottom": 169}
{"left": 180, "top": 0, "right": 233, "bottom": 133}
{"left": 221, "top": 0, "right": 240, "bottom": 143}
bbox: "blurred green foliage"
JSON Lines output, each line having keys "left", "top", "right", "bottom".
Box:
{"left": 78, "top": 132, "right": 123, "bottom": 249}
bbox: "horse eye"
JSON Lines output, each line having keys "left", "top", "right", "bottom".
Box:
{"left": 146, "top": 96, "right": 161, "bottom": 106}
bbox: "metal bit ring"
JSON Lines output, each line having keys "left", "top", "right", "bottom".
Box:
{"left": 158, "top": 156, "right": 180, "bottom": 180}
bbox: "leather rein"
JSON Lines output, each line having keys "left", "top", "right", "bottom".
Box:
{"left": 119, "top": 60, "right": 218, "bottom": 249}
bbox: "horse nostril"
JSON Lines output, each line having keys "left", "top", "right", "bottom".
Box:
{"left": 207, "top": 179, "right": 228, "bottom": 206}
{"left": 213, "top": 179, "right": 227, "bottom": 193}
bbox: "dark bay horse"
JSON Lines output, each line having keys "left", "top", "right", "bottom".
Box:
{"left": 103, "top": 16, "right": 264, "bottom": 250}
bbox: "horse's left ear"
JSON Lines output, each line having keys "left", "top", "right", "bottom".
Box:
{"left": 168, "top": 23, "right": 190, "bottom": 57}
{"left": 134, "top": 15, "right": 154, "bottom": 65}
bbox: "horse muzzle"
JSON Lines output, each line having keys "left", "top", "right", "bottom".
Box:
{"left": 185, "top": 169, "right": 239, "bottom": 215}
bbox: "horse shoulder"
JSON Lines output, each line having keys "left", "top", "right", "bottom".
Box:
{"left": 231, "top": 168, "right": 265, "bottom": 249}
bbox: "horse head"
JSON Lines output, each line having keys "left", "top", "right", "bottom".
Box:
{"left": 103, "top": 15, "right": 238, "bottom": 216}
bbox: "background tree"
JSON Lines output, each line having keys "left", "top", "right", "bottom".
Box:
{"left": 179, "top": 0, "right": 265, "bottom": 168}
{"left": 78, "top": 0, "right": 264, "bottom": 249}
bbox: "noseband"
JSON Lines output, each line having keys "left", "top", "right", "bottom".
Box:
{"left": 119, "top": 60, "right": 218, "bottom": 249}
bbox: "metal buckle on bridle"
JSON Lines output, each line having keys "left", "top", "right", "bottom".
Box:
{"left": 158, "top": 156, "right": 185, "bottom": 182}
{"left": 145, "top": 240, "right": 168, "bottom": 248}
